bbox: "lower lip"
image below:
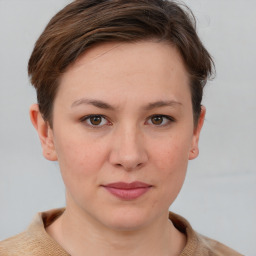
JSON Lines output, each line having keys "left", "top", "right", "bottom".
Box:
{"left": 103, "top": 187, "right": 151, "bottom": 200}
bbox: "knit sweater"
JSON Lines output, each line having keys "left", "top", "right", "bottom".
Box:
{"left": 0, "top": 208, "right": 243, "bottom": 256}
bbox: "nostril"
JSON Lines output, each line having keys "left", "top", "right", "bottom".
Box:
{"left": 108, "top": 137, "right": 148, "bottom": 170}
{"left": 114, "top": 161, "right": 144, "bottom": 171}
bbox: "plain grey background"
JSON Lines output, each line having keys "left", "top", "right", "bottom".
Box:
{"left": 0, "top": 0, "right": 255, "bottom": 255}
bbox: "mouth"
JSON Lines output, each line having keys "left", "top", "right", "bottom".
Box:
{"left": 102, "top": 182, "right": 152, "bottom": 200}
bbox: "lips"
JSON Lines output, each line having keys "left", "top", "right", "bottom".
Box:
{"left": 102, "top": 182, "right": 152, "bottom": 200}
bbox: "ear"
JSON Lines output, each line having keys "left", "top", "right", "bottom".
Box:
{"left": 189, "top": 106, "right": 206, "bottom": 160}
{"left": 29, "top": 104, "right": 57, "bottom": 161}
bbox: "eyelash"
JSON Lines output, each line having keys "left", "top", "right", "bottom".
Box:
{"left": 146, "top": 115, "right": 175, "bottom": 127}
{"left": 80, "top": 114, "right": 175, "bottom": 128}
{"left": 80, "top": 115, "right": 111, "bottom": 128}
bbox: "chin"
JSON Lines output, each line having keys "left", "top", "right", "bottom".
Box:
{"left": 100, "top": 207, "right": 156, "bottom": 232}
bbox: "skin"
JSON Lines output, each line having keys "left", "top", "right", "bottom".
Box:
{"left": 30, "top": 41, "right": 205, "bottom": 256}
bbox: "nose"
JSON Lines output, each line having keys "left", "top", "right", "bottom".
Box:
{"left": 109, "top": 125, "right": 148, "bottom": 171}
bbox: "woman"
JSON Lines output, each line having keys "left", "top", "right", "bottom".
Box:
{"left": 0, "top": 0, "right": 243, "bottom": 255}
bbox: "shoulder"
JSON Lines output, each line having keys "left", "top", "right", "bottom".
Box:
{"left": 0, "top": 229, "right": 68, "bottom": 256}
{"left": 169, "top": 212, "right": 244, "bottom": 256}
{"left": 0, "top": 208, "right": 68, "bottom": 256}
{"left": 0, "top": 231, "right": 42, "bottom": 256}
{"left": 195, "top": 232, "right": 244, "bottom": 256}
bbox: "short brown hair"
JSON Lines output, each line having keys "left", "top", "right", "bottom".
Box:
{"left": 28, "top": 0, "right": 214, "bottom": 127}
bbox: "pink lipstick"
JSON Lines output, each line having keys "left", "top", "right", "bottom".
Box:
{"left": 102, "top": 182, "right": 152, "bottom": 200}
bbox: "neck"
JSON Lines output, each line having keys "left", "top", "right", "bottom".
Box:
{"left": 47, "top": 206, "right": 186, "bottom": 256}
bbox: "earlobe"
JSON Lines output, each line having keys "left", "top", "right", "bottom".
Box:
{"left": 29, "top": 104, "right": 57, "bottom": 161}
{"left": 189, "top": 106, "right": 206, "bottom": 160}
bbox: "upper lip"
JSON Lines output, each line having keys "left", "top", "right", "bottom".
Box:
{"left": 102, "top": 182, "right": 152, "bottom": 189}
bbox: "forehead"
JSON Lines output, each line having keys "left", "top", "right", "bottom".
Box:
{"left": 57, "top": 41, "right": 190, "bottom": 106}
{"left": 68, "top": 40, "right": 187, "bottom": 75}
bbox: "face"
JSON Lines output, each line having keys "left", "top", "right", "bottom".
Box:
{"left": 31, "top": 41, "right": 204, "bottom": 231}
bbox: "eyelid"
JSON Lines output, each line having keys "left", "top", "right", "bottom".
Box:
{"left": 79, "top": 114, "right": 175, "bottom": 128}
{"left": 146, "top": 114, "right": 175, "bottom": 126}
{"left": 80, "top": 114, "right": 112, "bottom": 127}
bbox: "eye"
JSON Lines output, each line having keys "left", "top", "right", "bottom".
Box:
{"left": 147, "top": 115, "right": 174, "bottom": 126}
{"left": 81, "top": 115, "right": 110, "bottom": 127}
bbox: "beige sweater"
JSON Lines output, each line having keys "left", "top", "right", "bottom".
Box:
{"left": 0, "top": 208, "right": 243, "bottom": 256}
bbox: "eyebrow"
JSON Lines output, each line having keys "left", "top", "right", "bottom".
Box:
{"left": 71, "top": 98, "right": 115, "bottom": 110}
{"left": 71, "top": 98, "right": 182, "bottom": 110}
{"left": 142, "top": 100, "right": 182, "bottom": 111}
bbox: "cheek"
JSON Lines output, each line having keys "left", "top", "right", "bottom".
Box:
{"left": 156, "top": 145, "right": 188, "bottom": 189}
{"left": 151, "top": 134, "right": 191, "bottom": 173}
{"left": 149, "top": 135, "right": 191, "bottom": 205}
{"left": 53, "top": 131, "right": 108, "bottom": 186}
